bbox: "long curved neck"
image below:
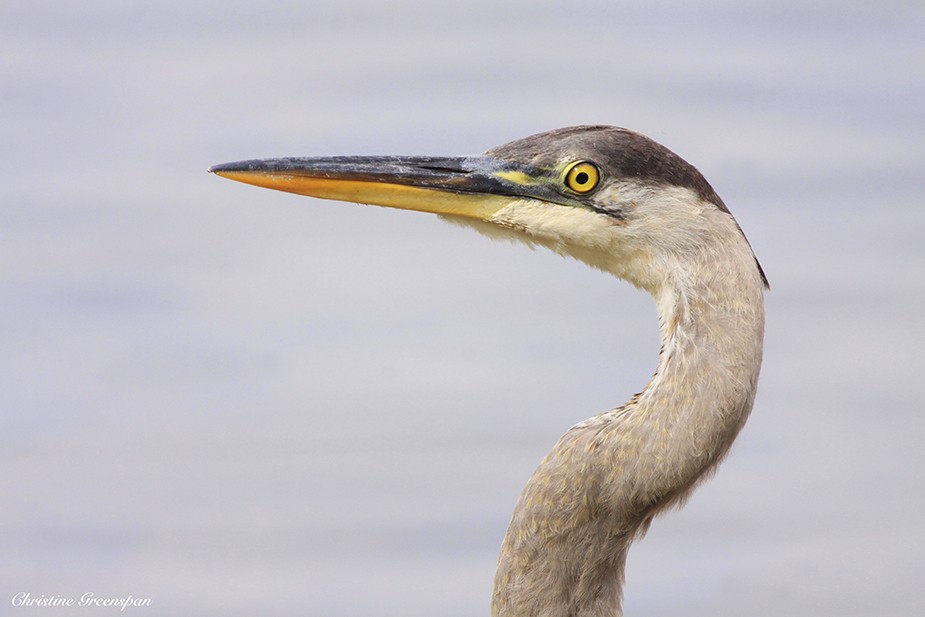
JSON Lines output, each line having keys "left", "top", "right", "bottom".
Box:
{"left": 491, "top": 229, "right": 765, "bottom": 617}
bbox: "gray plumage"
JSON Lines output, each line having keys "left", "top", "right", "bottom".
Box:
{"left": 210, "top": 126, "right": 767, "bottom": 617}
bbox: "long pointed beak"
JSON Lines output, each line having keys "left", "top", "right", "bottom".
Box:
{"left": 209, "top": 155, "right": 558, "bottom": 220}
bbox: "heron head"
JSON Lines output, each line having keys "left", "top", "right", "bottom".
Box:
{"left": 210, "top": 126, "right": 766, "bottom": 291}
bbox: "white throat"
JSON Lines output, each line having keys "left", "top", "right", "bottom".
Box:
{"left": 446, "top": 190, "right": 766, "bottom": 617}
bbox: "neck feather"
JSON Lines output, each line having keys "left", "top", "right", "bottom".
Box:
{"left": 491, "top": 216, "right": 765, "bottom": 617}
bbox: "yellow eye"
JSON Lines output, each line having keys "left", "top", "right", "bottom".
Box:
{"left": 564, "top": 162, "right": 600, "bottom": 193}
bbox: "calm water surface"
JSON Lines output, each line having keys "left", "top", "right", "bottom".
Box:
{"left": 2, "top": 2, "right": 922, "bottom": 615}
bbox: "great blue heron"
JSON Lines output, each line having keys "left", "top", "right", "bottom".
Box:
{"left": 210, "top": 126, "right": 766, "bottom": 617}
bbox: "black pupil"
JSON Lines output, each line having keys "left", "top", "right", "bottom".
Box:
{"left": 575, "top": 171, "right": 589, "bottom": 185}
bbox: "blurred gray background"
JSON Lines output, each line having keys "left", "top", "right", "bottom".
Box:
{"left": 2, "top": 1, "right": 922, "bottom": 615}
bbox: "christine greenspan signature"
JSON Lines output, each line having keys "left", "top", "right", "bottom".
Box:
{"left": 11, "top": 592, "right": 151, "bottom": 610}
